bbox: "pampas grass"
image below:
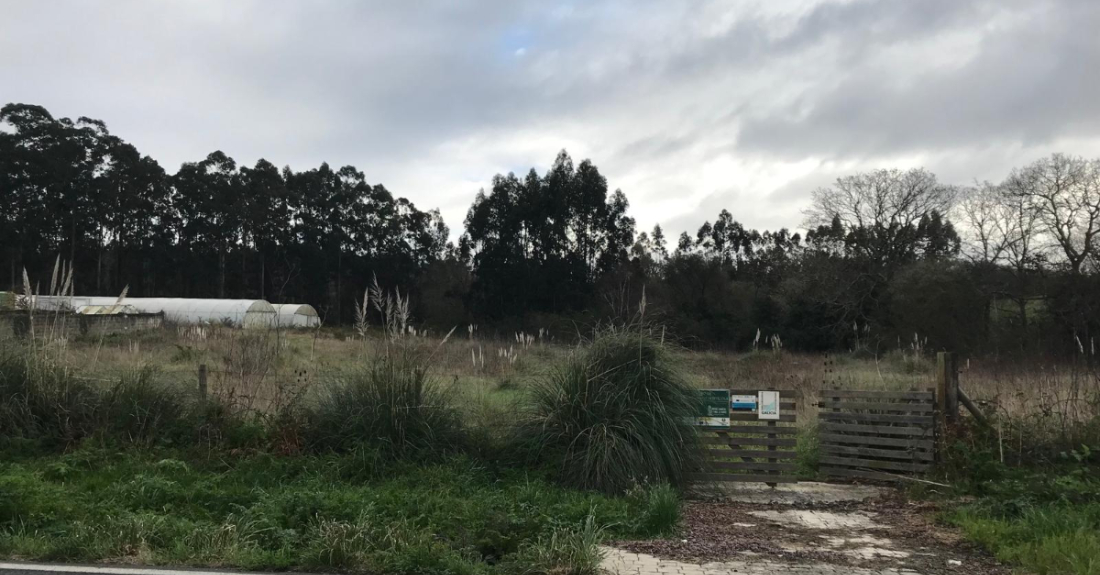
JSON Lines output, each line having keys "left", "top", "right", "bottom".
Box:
{"left": 521, "top": 328, "right": 700, "bottom": 494}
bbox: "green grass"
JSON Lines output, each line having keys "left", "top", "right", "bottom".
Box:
{"left": 940, "top": 442, "right": 1100, "bottom": 575}
{"left": 0, "top": 446, "right": 678, "bottom": 574}
{"left": 952, "top": 503, "right": 1100, "bottom": 575}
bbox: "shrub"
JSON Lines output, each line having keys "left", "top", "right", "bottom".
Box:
{"left": 522, "top": 330, "right": 700, "bottom": 494}
{"left": 306, "top": 350, "right": 463, "bottom": 454}
{"left": 98, "top": 366, "right": 188, "bottom": 446}
{"left": 0, "top": 347, "right": 98, "bottom": 445}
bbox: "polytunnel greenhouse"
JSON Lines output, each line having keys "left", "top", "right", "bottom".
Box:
{"left": 30, "top": 296, "right": 277, "bottom": 328}
{"left": 272, "top": 304, "right": 321, "bottom": 328}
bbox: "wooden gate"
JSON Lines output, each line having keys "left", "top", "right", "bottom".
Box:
{"left": 818, "top": 390, "right": 935, "bottom": 481}
{"left": 688, "top": 389, "right": 800, "bottom": 484}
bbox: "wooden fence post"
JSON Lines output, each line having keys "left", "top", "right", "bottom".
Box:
{"left": 198, "top": 364, "right": 208, "bottom": 400}
{"left": 935, "top": 352, "right": 958, "bottom": 460}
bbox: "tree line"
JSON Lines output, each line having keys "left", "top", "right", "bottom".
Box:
{"left": 3, "top": 103, "right": 1099, "bottom": 355}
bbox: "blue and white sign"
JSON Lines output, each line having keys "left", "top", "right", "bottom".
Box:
{"left": 731, "top": 394, "right": 757, "bottom": 412}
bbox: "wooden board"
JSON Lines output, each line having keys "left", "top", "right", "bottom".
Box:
{"left": 701, "top": 436, "right": 797, "bottom": 447}
{"left": 705, "top": 461, "right": 798, "bottom": 472}
{"left": 817, "top": 400, "right": 934, "bottom": 413}
{"left": 704, "top": 449, "right": 798, "bottom": 459}
{"left": 822, "top": 390, "right": 934, "bottom": 400}
{"left": 722, "top": 425, "right": 799, "bottom": 435}
{"left": 821, "top": 443, "right": 934, "bottom": 462}
{"left": 819, "top": 412, "right": 934, "bottom": 425}
{"left": 819, "top": 455, "right": 930, "bottom": 473}
{"left": 819, "top": 422, "right": 933, "bottom": 437}
{"left": 820, "top": 466, "right": 904, "bottom": 482}
{"left": 819, "top": 432, "right": 934, "bottom": 450}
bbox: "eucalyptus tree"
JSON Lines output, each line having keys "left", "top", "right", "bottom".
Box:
{"left": 173, "top": 151, "right": 243, "bottom": 298}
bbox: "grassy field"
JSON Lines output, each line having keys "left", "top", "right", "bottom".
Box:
{"left": 0, "top": 446, "right": 680, "bottom": 573}
{"left": 3, "top": 323, "right": 1099, "bottom": 574}
{"left": 45, "top": 324, "right": 1099, "bottom": 434}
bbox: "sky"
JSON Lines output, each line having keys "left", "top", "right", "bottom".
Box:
{"left": 3, "top": 0, "right": 1100, "bottom": 240}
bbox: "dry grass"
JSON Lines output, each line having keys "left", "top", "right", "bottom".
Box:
{"left": 19, "top": 322, "right": 1099, "bottom": 453}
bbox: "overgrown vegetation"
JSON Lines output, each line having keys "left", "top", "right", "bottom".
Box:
{"left": 0, "top": 447, "right": 681, "bottom": 574}
{"left": 0, "top": 311, "right": 702, "bottom": 573}
{"left": 936, "top": 417, "right": 1100, "bottom": 575}
{"left": 522, "top": 329, "right": 700, "bottom": 494}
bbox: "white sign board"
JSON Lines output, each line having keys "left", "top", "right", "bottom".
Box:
{"left": 757, "top": 390, "right": 780, "bottom": 420}
{"left": 730, "top": 394, "right": 757, "bottom": 412}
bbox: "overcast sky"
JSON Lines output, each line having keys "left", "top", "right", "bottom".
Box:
{"left": 4, "top": 0, "right": 1099, "bottom": 239}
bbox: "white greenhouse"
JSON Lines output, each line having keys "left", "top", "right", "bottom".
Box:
{"left": 271, "top": 304, "right": 321, "bottom": 328}
{"left": 30, "top": 296, "right": 277, "bottom": 328}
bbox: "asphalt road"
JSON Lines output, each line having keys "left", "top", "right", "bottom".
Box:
{"left": 0, "top": 563, "right": 285, "bottom": 575}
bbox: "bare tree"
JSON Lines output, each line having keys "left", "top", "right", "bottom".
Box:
{"left": 805, "top": 168, "right": 958, "bottom": 266}
{"left": 805, "top": 168, "right": 957, "bottom": 230}
{"left": 958, "top": 180, "right": 1045, "bottom": 268}
{"left": 958, "top": 181, "right": 1012, "bottom": 265}
{"left": 1005, "top": 154, "right": 1100, "bottom": 274}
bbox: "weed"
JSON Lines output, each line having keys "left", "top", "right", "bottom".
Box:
{"left": 629, "top": 483, "right": 680, "bottom": 536}
{"left": 505, "top": 513, "right": 605, "bottom": 575}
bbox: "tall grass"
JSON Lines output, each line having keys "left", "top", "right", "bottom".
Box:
{"left": 0, "top": 346, "right": 97, "bottom": 445}
{"left": 305, "top": 280, "right": 464, "bottom": 455}
{"left": 522, "top": 329, "right": 700, "bottom": 494}
{"left": 505, "top": 513, "right": 606, "bottom": 575}
{"left": 306, "top": 351, "right": 463, "bottom": 454}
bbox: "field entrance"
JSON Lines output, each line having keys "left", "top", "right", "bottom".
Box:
{"left": 687, "top": 386, "right": 939, "bottom": 486}
{"left": 818, "top": 389, "right": 936, "bottom": 482}
{"left": 688, "top": 389, "right": 801, "bottom": 485}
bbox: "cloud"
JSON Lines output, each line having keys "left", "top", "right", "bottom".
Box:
{"left": 3, "top": 0, "right": 1099, "bottom": 239}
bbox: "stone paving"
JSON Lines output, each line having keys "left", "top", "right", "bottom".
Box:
{"left": 601, "top": 547, "right": 924, "bottom": 575}
{"left": 601, "top": 482, "right": 932, "bottom": 575}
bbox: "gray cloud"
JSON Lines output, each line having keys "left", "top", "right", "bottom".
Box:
{"left": 3, "top": 0, "right": 1100, "bottom": 240}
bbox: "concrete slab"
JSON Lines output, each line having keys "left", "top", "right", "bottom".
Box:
{"left": 601, "top": 547, "right": 923, "bottom": 575}
{"left": 692, "top": 481, "right": 885, "bottom": 505}
{"left": 748, "top": 509, "right": 886, "bottom": 530}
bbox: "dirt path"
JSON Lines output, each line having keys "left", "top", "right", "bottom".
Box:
{"left": 603, "top": 482, "right": 1011, "bottom": 575}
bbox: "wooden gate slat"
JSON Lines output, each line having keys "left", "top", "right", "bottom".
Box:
{"left": 820, "top": 412, "right": 934, "bottom": 425}
{"left": 819, "top": 455, "right": 931, "bottom": 473}
{"left": 819, "top": 422, "right": 933, "bottom": 436}
{"left": 817, "top": 400, "right": 934, "bottom": 413}
{"left": 824, "top": 390, "right": 934, "bottom": 400}
{"left": 819, "top": 432, "right": 934, "bottom": 450}
{"left": 704, "top": 448, "right": 798, "bottom": 459}
{"left": 701, "top": 436, "right": 797, "bottom": 447}
{"left": 723, "top": 425, "right": 799, "bottom": 435}
{"left": 821, "top": 443, "right": 934, "bottom": 462}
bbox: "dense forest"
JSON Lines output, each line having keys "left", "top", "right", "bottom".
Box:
{"left": 3, "top": 102, "right": 1099, "bottom": 355}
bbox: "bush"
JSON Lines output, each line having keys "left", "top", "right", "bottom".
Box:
{"left": 306, "top": 350, "right": 464, "bottom": 454}
{"left": 522, "top": 330, "right": 700, "bottom": 494}
{"left": 98, "top": 366, "right": 188, "bottom": 446}
{"left": 0, "top": 347, "right": 99, "bottom": 445}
